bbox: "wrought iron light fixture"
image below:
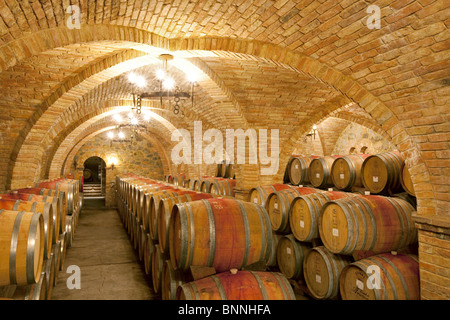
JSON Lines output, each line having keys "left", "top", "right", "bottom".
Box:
{"left": 128, "top": 54, "right": 198, "bottom": 117}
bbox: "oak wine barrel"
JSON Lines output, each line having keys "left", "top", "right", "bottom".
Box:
{"left": 248, "top": 184, "right": 293, "bottom": 206}
{"left": 35, "top": 179, "right": 79, "bottom": 215}
{"left": 285, "top": 155, "right": 317, "bottom": 186}
{"left": 176, "top": 270, "right": 295, "bottom": 300}
{"left": 339, "top": 253, "right": 420, "bottom": 300}
{"left": 209, "top": 178, "right": 236, "bottom": 197}
{"left": 161, "top": 260, "right": 192, "bottom": 300}
{"left": 400, "top": 163, "right": 415, "bottom": 197}
{"left": 319, "top": 195, "right": 417, "bottom": 257}
{"left": 151, "top": 244, "right": 168, "bottom": 294}
{"left": 308, "top": 155, "right": 341, "bottom": 189}
{"left": 0, "top": 199, "right": 53, "bottom": 259}
{"left": 330, "top": 154, "right": 370, "bottom": 191}
{"left": 158, "top": 193, "right": 214, "bottom": 254}
{"left": 361, "top": 151, "right": 404, "bottom": 195}
{"left": 169, "top": 198, "right": 272, "bottom": 273}
{"left": 0, "top": 210, "right": 45, "bottom": 287}
{"left": 276, "top": 234, "right": 311, "bottom": 280}
{"left": 289, "top": 191, "right": 356, "bottom": 242}
{"left": 303, "top": 246, "right": 352, "bottom": 300}
{"left": 266, "top": 186, "right": 321, "bottom": 233}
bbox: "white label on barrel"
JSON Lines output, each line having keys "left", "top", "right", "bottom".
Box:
{"left": 340, "top": 173, "right": 345, "bottom": 180}
{"left": 286, "top": 247, "right": 291, "bottom": 255}
{"left": 274, "top": 203, "right": 278, "bottom": 209}
{"left": 300, "top": 220, "right": 304, "bottom": 228}
{"left": 254, "top": 198, "right": 258, "bottom": 203}
{"left": 356, "top": 279, "right": 364, "bottom": 290}
{"left": 316, "top": 274, "right": 321, "bottom": 283}
{"left": 316, "top": 173, "right": 320, "bottom": 178}
{"left": 332, "top": 228, "right": 339, "bottom": 237}
{"left": 373, "top": 176, "right": 378, "bottom": 183}
{"left": 295, "top": 164, "right": 299, "bottom": 169}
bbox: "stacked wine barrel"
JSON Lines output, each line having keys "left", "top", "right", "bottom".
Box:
{"left": 0, "top": 177, "right": 82, "bottom": 300}
{"left": 252, "top": 151, "right": 420, "bottom": 300}
{"left": 115, "top": 173, "right": 296, "bottom": 301}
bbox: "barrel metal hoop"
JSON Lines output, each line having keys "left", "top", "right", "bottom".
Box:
{"left": 253, "top": 202, "right": 271, "bottom": 265}
{"left": 177, "top": 204, "right": 189, "bottom": 270}
{"left": 13, "top": 200, "right": 21, "bottom": 211}
{"left": 316, "top": 246, "right": 337, "bottom": 299}
{"left": 379, "top": 255, "right": 410, "bottom": 300}
{"left": 211, "top": 275, "right": 227, "bottom": 299}
{"left": 249, "top": 271, "right": 269, "bottom": 300}
{"left": 236, "top": 200, "right": 251, "bottom": 268}
{"left": 10, "top": 211, "right": 26, "bottom": 284}
{"left": 27, "top": 212, "right": 41, "bottom": 284}
{"left": 186, "top": 202, "right": 196, "bottom": 269}
{"left": 202, "top": 199, "right": 216, "bottom": 268}
{"left": 27, "top": 194, "right": 33, "bottom": 201}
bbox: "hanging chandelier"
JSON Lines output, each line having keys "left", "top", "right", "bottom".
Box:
{"left": 107, "top": 112, "right": 151, "bottom": 145}
{"left": 127, "top": 53, "right": 198, "bottom": 117}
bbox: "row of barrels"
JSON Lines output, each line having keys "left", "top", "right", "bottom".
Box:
{"left": 0, "top": 178, "right": 83, "bottom": 300}
{"left": 271, "top": 235, "right": 419, "bottom": 300}
{"left": 247, "top": 184, "right": 420, "bottom": 299}
{"left": 115, "top": 174, "right": 296, "bottom": 300}
{"left": 165, "top": 174, "right": 237, "bottom": 198}
{"left": 283, "top": 151, "right": 415, "bottom": 197}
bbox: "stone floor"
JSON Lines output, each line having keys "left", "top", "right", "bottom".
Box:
{"left": 52, "top": 198, "right": 158, "bottom": 300}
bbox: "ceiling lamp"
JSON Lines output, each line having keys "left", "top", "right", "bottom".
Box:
{"left": 127, "top": 54, "right": 198, "bottom": 117}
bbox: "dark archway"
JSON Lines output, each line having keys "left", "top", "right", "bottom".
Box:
{"left": 83, "top": 156, "right": 106, "bottom": 199}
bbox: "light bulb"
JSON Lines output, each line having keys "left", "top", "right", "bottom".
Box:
{"left": 130, "top": 118, "right": 138, "bottom": 125}
{"left": 107, "top": 132, "right": 114, "bottom": 139}
{"left": 163, "top": 78, "right": 175, "bottom": 90}
{"left": 113, "top": 114, "right": 122, "bottom": 122}
{"left": 156, "top": 69, "right": 166, "bottom": 80}
{"left": 143, "top": 113, "right": 152, "bottom": 121}
{"left": 118, "top": 132, "right": 125, "bottom": 139}
{"left": 187, "top": 72, "right": 199, "bottom": 83}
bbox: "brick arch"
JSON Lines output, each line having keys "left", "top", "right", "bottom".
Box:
{"left": 2, "top": 24, "right": 435, "bottom": 214}
{"left": 62, "top": 124, "right": 172, "bottom": 178}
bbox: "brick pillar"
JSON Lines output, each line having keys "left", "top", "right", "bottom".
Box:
{"left": 412, "top": 214, "right": 450, "bottom": 300}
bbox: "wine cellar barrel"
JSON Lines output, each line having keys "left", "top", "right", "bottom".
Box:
{"left": 266, "top": 187, "right": 321, "bottom": 233}
{"left": 319, "top": 195, "right": 417, "bottom": 257}
{"left": 289, "top": 191, "right": 355, "bottom": 242}
{"left": 209, "top": 179, "right": 236, "bottom": 197}
{"left": 308, "top": 156, "right": 340, "bottom": 189}
{"left": 285, "top": 155, "right": 316, "bottom": 186}
{"left": 400, "top": 163, "right": 416, "bottom": 197}
{"left": 176, "top": 270, "right": 295, "bottom": 300}
{"left": 248, "top": 184, "right": 293, "bottom": 206}
{"left": 276, "top": 234, "right": 311, "bottom": 280}
{"left": 339, "top": 253, "right": 420, "bottom": 300}
{"left": 0, "top": 210, "right": 45, "bottom": 286}
{"left": 361, "top": 151, "right": 404, "bottom": 195}
{"left": 169, "top": 198, "right": 272, "bottom": 273}
{"left": 303, "top": 246, "right": 352, "bottom": 300}
{"left": 330, "top": 154, "right": 370, "bottom": 191}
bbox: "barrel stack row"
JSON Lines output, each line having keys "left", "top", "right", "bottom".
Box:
{"left": 0, "top": 178, "right": 83, "bottom": 300}
{"left": 284, "top": 151, "right": 416, "bottom": 198}
{"left": 248, "top": 181, "right": 420, "bottom": 300}
{"left": 115, "top": 173, "right": 296, "bottom": 301}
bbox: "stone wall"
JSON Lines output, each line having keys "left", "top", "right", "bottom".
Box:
{"left": 73, "top": 131, "right": 164, "bottom": 207}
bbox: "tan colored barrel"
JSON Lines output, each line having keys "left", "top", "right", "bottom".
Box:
{"left": 303, "top": 246, "right": 352, "bottom": 300}
{"left": 11, "top": 271, "right": 47, "bottom": 300}
{"left": 43, "top": 253, "right": 55, "bottom": 300}
{"left": 400, "top": 163, "right": 415, "bottom": 197}
{"left": 248, "top": 184, "right": 293, "bottom": 206}
{"left": 144, "top": 234, "right": 155, "bottom": 275}
{"left": 51, "top": 241, "right": 61, "bottom": 287}
{"left": 361, "top": 151, "right": 404, "bottom": 195}
{"left": 309, "top": 156, "right": 340, "bottom": 189}
{"left": 0, "top": 210, "right": 45, "bottom": 287}
{"left": 276, "top": 234, "right": 311, "bottom": 280}
{"left": 36, "top": 179, "right": 79, "bottom": 216}
{"left": 289, "top": 191, "right": 356, "bottom": 242}
{"left": 209, "top": 179, "right": 236, "bottom": 197}
{"left": 0, "top": 192, "right": 61, "bottom": 244}
{"left": 157, "top": 193, "right": 214, "bottom": 254}
{"left": 169, "top": 198, "right": 272, "bottom": 273}
{"left": 266, "top": 232, "right": 283, "bottom": 268}
{"left": 148, "top": 189, "right": 198, "bottom": 239}
{"left": 0, "top": 199, "right": 53, "bottom": 259}
{"left": 339, "top": 253, "right": 420, "bottom": 300}
{"left": 286, "top": 155, "right": 315, "bottom": 186}
{"left": 331, "top": 154, "right": 370, "bottom": 191}
{"left": 58, "top": 232, "right": 67, "bottom": 271}
{"left": 151, "top": 244, "right": 168, "bottom": 294}
{"left": 266, "top": 186, "right": 321, "bottom": 233}
{"left": 221, "top": 162, "right": 235, "bottom": 179}
{"left": 177, "top": 270, "right": 295, "bottom": 300}
{"left": 319, "top": 195, "right": 417, "bottom": 257}
{"left": 14, "top": 188, "right": 67, "bottom": 233}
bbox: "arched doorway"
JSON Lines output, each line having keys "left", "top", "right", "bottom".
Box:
{"left": 83, "top": 156, "right": 106, "bottom": 199}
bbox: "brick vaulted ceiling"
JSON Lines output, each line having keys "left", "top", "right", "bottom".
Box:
{"left": 0, "top": 1, "right": 448, "bottom": 215}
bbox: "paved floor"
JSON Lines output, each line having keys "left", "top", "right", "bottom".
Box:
{"left": 52, "top": 198, "right": 158, "bottom": 300}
